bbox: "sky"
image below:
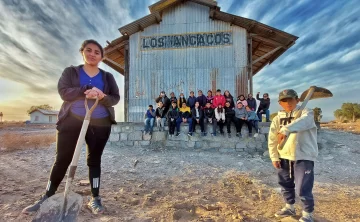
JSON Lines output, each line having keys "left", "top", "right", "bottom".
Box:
{"left": 0, "top": 0, "right": 359, "bottom": 122}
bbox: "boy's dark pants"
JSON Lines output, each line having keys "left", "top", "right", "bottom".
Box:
{"left": 278, "top": 158, "right": 315, "bottom": 213}
{"left": 168, "top": 119, "right": 177, "bottom": 134}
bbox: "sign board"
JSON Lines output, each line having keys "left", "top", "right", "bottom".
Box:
{"left": 141, "top": 31, "right": 233, "bottom": 50}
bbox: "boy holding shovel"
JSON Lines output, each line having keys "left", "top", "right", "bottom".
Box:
{"left": 268, "top": 89, "right": 318, "bottom": 222}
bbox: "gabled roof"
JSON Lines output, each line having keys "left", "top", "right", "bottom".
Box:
{"left": 29, "top": 109, "right": 59, "bottom": 115}
{"left": 104, "top": 0, "right": 298, "bottom": 75}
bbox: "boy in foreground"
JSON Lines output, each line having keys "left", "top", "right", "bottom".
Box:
{"left": 268, "top": 89, "right": 318, "bottom": 222}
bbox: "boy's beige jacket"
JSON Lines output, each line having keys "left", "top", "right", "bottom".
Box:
{"left": 268, "top": 106, "right": 318, "bottom": 162}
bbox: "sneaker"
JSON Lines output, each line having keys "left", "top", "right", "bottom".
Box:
{"left": 175, "top": 132, "right": 180, "bottom": 137}
{"left": 228, "top": 134, "right": 231, "bottom": 138}
{"left": 88, "top": 196, "right": 105, "bottom": 215}
{"left": 236, "top": 132, "right": 240, "bottom": 137}
{"left": 275, "top": 206, "right": 296, "bottom": 218}
{"left": 22, "top": 194, "right": 48, "bottom": 214}
{"left": 187, "top": 132, "right": 193, "bottom": 137}
{"left": 220, "top": 131, "right": 224, "bottom": 136}
{"left": 149, "top": 131, "right": 152, "bottom": 136}
{"left": 211, "top": 133, "right": 216, "bottom": 136}
{"left": 254, "top": 133, "right": 259, "bottom": 138}
{"left": 299, "top": 211, "right": 314, "bottom": 222}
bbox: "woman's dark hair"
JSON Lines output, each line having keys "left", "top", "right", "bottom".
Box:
{"left": 224, "top": 90, "right": 233, "bottom": 98}
{"left": 238, "top": 94, "right": 245, "bottom": 100}
{"left": 79, "top": 39, "right": 104, "bottom": 58}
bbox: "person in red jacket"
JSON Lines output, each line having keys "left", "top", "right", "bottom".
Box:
{"left": 212, "top": 89, "right": 226, "bottom": 108}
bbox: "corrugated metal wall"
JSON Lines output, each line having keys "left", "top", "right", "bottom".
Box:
{"left": 129, "top": 2, "right": 248, "bottom": 122}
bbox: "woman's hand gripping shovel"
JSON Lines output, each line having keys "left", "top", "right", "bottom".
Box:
{"left": 33, "top": 98, "right": 99, "bottom": 222}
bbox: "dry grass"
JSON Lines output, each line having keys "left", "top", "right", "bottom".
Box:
{"left": 321, "top": 120, "right": 360, "bottom": 134}
{"left": 0, "top": 132, "right": 56, "bottom": 151}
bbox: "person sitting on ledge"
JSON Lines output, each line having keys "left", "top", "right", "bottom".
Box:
{"left": 177, "top": 102, "right": 193, "bottom": 137}
{"left": 155, "top": 101, "right": 167, "bottom": 131}
{"left": 167, "top": 101, "right": 180, "bottom": 137}
{"left": 144, "top": 105, "right": 155, "bottom": 135}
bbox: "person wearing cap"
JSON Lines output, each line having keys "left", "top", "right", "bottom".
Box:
{"left": 143, "top": 105, "right": 156, "bottom": 135}
{"left": 155, "top": 91, "right": 171, "bottom": 114}
{"left": 268, "top": 89, "right": 318, "bottom": 222}
{"left": 256, "top": 92, "right": 271, "bottom": 122}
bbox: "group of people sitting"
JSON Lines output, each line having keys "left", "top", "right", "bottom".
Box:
{"left": 144, "top": 89, "right": 271, "bottom": 138}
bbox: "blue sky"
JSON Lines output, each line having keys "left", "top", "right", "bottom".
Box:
{"left": 0, "top": 0, "right": 359, "bottom": 121}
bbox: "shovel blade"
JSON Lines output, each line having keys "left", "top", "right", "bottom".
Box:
{"left": 300, "top": 86, "right": 333, "bottom": 102}
{"left": 32, "top": 192, "right": 82, "bottom": 222}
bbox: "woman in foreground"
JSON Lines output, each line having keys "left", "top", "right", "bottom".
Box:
{"left": 22, "top": 39, "right": 120, "bottom": 215}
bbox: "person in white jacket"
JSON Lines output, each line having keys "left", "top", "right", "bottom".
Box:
{"left": 214, "top": 104, "right": 225, "bottom": 135}
{"left": 268, "top": 89, "right": 318, "bottom": 222}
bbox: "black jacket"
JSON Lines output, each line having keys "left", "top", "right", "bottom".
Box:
{"left": 247, "top": 98, "right": 257, "bottom": 111}
{"left": 224, "top": 107, "right": 235, "bottom": 119}
{"left": 170, "top": 96, "right": 178, "bottom": 105}
{"left": 256, "top": 94, "right": 270, "bottom": 112}
{"left": 187, "top": 96, "right": 197, "bottom": 109}
{"left": 156, "top": 107, "right": 167, "bottom": 118}
{"left": 57, "top": 65, "right": 120, "bottom": 125}
{"left": 191, "top": 107, "right": 204, "bottom": 120}
{"left": 156, "top": 95, "right": 171, "bottom": 113}
{"left": 167, "top": 108, "right": 179, "bottom": 121}
{"left": 196, "top": 95, "right": 207, "bottom": 108}
{"left": 224, "top": 95, "right": 235, "bottom": 108}
{"left": 203, "top": 107, "right": 215, "bottom": 119}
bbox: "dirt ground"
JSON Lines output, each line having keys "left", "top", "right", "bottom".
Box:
{"left": 0, "top": 125, "right": 359, "bottom": 222}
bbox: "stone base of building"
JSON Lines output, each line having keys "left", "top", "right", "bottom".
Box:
{"left": 108, "top": 122, "right": 271, "bottom": 155}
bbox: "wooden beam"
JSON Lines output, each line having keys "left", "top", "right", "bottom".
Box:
{"left": 104, "top": 40, "right": 128, "bottom": 55}
{"left": 124, "top": 45, "right": 130, "bottom": 122}
{"left": 248, "top": 36, "right": 253, "bottom": 95}
{"left": 252, "top": 41, "right": 262, "bottom": 55}
{"left": 103, "top": 57, "right": 124, "bottom": 72}
{"left": 138, "top": 24, "right": 144, "bottom": 32}
{"left": 154, "top": 12, "right": 162, "bottom": 24}
{"left": 251, "top": 34, "right": 286, "bottom": 48}
{"left": 252, "top": 46, "right": 282, "bottom": 65}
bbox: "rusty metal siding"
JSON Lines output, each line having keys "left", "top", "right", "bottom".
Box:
{"left": 128, "top": 1, "right": 248, "bottom": 122}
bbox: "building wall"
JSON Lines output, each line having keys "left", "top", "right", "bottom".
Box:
{"left": 129, "top": 2, "right": 248, "bottom": 122}
{"left": 30, "top": 111, "right": 57, "bottom": 124}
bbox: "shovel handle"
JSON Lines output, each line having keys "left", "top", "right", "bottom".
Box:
{"left": 64, "top": 98, "right": 99, "bottom": 196}
{"left": 277, "top": 87, "right": 316, "bottom": 150}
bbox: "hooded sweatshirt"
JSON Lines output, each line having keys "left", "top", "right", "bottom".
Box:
{"left": 247, "top": 110, "right": 259, "bottom": 121}
{"left": 187, "top": 96, "right": 197, "bottom": 109}
{"left": 179, "top": 106, "right": 192, "bottom": 119}
{"left": 268, "top": 106, "right": 318, "bottom": 162}
{"left": 234, "top": 106, "right": 248, "bottom": 119}
{"left": 213, "top": 95, "right": 226, "bottom": 108}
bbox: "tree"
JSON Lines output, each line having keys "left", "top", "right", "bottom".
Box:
{"left": 313, "top": 107, "right": 322, "bottom": 122}
{"left": 340, "top": 103, "right": 360, "bottom": 122}
{"left": 334, "top": 109, "right": 344, "bottom": 121}
{"left": 270, "top": 113, "right": 278, "bottom": 120}
{"left": 27, "top": 104, "right": 53, "bottom": 115}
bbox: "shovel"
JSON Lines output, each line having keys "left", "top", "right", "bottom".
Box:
{"left": 33, "top": 98, "right": 99, "bottom": 222}
{"left": 277, "top": 86, "right": 333, "bottom": 150}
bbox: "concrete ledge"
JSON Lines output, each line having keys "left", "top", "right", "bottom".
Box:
{"left": 108, "top": 122, "right": 271, "bottom": 155}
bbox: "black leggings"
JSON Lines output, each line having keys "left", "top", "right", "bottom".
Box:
{"left": 46, "top": 113, "right": 111, "bottom": 197}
